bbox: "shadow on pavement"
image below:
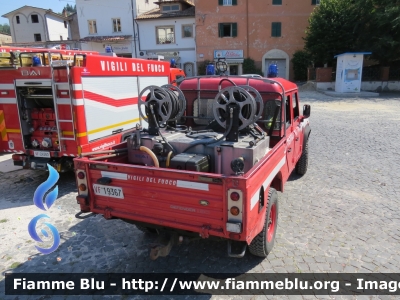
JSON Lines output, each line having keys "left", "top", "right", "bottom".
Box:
{"left": 0, "top": 207, "right": 265, "bottom": 299}
{"left": 0, "top": 170, "right": 77, "bottom": 211}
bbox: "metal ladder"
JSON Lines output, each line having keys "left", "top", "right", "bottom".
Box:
{"left": 50, "top": 57, "right": 76, "bottom": 152}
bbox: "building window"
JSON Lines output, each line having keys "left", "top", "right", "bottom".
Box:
{"left": 312, "top": 0, "right": 320, "bottom": 4}
{"left": 112, "top": 18, "right": 122, "bottom": 32}
{"left": 64, "top": 21, "right": 67, "bottom": 28}
{"left": 218, "top": 0, "right": 237, "bottom": 5}
{"left": 271, "top": 22, "right": 281, "bottom": 37}
{"left": 218, "top": 23, "right": 237, "bottom": 37}
{"left": 182, "top": 24, "right": 193, "bottom": 38}
{"left": 156, "top": 26, "right": 175, "bottom": 44}
{"left": 31, "top": 15, "right": 39, "bottom": 23}
{"left": 273, "top": 0, "right": 282, "bottom": 4}
{"left": 161, "top": 4, "right": 180, "bottom": 12}
{"left": 16, "top": 16, "right": 20, "bottom": 24}
{"left": 60, "top": 35, "right": 63, "bottom": 40}
{"left": 88, "top": 20, "right": 97, "bottom": 34}
{"left": 34, "top": 33, "right": 42, "bottom": 41}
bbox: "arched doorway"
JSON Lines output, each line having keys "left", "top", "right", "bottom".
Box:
{"left": 262, "top": 49, "right": 290, "bottom": 79}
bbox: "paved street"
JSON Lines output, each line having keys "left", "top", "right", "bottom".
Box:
{"left": 0, "top": 91, "right": 400, "bottom": 299}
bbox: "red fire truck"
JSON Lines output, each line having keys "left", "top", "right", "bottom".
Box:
{"left": 0, "top": 47, "right": 185, "bottom": 172}
{"left": 73, "top": 69, "right": 311, "bottom": 259}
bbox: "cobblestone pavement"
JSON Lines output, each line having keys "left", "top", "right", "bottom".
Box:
{"left": 0, "top": 91, "right": 400, "bottom": 300}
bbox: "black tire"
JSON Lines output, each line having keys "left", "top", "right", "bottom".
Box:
{"left": 135, "top": 225, "right": 158, "bottom": 234}
{"left": 295, "top": 141, "right": 309, "bottom": 175}
{"left": 249, "top": 188, "right": 278, "bottom": 257}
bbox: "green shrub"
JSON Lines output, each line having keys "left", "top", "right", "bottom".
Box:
{"left": 197, "top": 60, "right": 212, "bottom": 75}
{"left": 291, "top": 50, "right": 312, "bottom": 81}
{"left": 243, "top": 58, "right": 263, "bottom": 75}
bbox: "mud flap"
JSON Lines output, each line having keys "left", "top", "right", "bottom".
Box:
{"left": 227, "top": 240, "right": 247, "bottom": 258}
{"left": 149, "top": 232, "right": 179, "bottom": 260}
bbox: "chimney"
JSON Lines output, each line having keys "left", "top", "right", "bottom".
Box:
{"left": 62, "top": 9, "right": 67, "bottom": 17}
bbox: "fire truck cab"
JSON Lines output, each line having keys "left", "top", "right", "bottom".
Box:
{"left": 0, "top": 48, "right": 183, "bottom": 172}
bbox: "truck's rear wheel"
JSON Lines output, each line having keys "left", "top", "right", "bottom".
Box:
{"left": 248, "top": 188, "right": 278, "bottom": 257}
{"left": 295, "top": 141, "right": 309, "bottom": 175}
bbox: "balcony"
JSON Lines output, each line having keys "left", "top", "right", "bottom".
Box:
{"left": 157, "top": 36, "right": 175, "bottom": 44}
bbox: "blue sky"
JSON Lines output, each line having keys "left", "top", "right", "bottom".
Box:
{"left": 1, "top": 0, "right": 73, "bottom": 24}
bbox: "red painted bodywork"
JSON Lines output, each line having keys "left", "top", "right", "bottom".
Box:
{"left": 0, "top": 48, "right": 180, "bottom": 170}
{"left": 74, "top": 76, "right": 310, "bottom": 245}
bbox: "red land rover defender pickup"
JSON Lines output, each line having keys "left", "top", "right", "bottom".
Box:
{"left": 73, "top": 75, "right": 311, "bottom": 259}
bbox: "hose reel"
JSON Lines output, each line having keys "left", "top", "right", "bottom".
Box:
{"left": 138, "top": 85, "right": 186, "bottom": 134}
{"left": 212, "top": 86, "right": 257, "bottom": 131}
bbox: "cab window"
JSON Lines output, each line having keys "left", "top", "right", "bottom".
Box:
{"left": 285, "top": 95, "right": 291, "bottom": 128}
{"left": 293, "top": 93, "right": 300, "bottom": 120}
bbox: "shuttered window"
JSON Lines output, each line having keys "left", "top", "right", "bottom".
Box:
{"left": 218, "top": 0, "right": 237, "bottom": 5}
{"left": 218, "top": 23, "right": 237, "bottom": 37}
{"left": 271, "top": 22, "right": 281, "bottom": 37}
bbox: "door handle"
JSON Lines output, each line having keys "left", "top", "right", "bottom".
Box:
{"left": 296, "top": 137, "right": 299, "bottom": 141}
{"left": 288, "top": 148, "right": 292, "bottom": 153}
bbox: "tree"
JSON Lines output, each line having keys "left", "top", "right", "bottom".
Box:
{"left": 62, "top": 4, "right": 77, "bottom": 15}
{"left": 304, "top": 0, "right": 365, "bottom": 66}
{"left": 304, "top": 0, "right": 400, "bottom": 66}
{"left": 363, "top": 0, "right": 400, "bottom": 65}
{"left": 0, "top": 23, "right": 11, "bottom": 35}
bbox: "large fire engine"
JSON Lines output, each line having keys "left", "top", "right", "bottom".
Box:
{"left": 0, "top": 47, "right": 185, "bottom": 172}
{"left": 73, "top": 64, "right": 311, "bottom": 259}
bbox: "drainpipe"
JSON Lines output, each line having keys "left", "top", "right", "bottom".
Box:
{"left": 131, "top": 0, "right": 138, "bottom": 57}
{"left": 246, "top": 0, "right": 249, "bottom": 58}
{"left": 135, "top": 19, "right": 141, "bottom": 55}
{"left": 194, "top": 21, "right": 197, "bottom": 75}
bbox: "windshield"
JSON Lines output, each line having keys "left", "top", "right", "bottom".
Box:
{"left": 0, "top": 51, "right": 74, "bottom": 68}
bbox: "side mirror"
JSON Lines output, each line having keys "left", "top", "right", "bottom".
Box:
{"left": 303, "top": 104, "right": 311, "bottom": 119}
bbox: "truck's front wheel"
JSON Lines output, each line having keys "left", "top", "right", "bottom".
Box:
{"left": 295, "top": 141, "right": 309, "bottom": 175}
{"left": 248, "top": 188, "right": 278, "bottom": 257}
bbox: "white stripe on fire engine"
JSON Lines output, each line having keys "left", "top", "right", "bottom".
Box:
{"left": 84, "top": 99, "right": 137, "bottom": 112}
{"left": 0, "top": 98, "right": 17, "bottom": 104}
{"left": 72, "top": 84, "right": 82, "bottom": 91}
{"left": 0, "top": 84, "right": 15, "bottom": 89}
{"left": 62, "top": 154, "right": 75, "bottom": 157}
{"left": 176, "top": 180, "right": 209, "bottom": 191}
{"left": 56, "top": 98, "right": 84, "bottom": 105}
{"left": 100, "top": 171, "right": 128, "bottom": 180}
{"left": 56, "top": 83, "right": 69, "bottom": 90}
{"left": 250, "top": 156, "right": 286, "bottom": 210}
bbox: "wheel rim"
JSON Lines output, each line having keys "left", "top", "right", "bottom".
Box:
{"left": 267, "top": 203, "right": 277, "bottom": 243}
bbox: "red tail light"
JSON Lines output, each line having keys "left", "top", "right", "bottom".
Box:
{"left": 230, "top": 192, "right": 240, "bottom": 201}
